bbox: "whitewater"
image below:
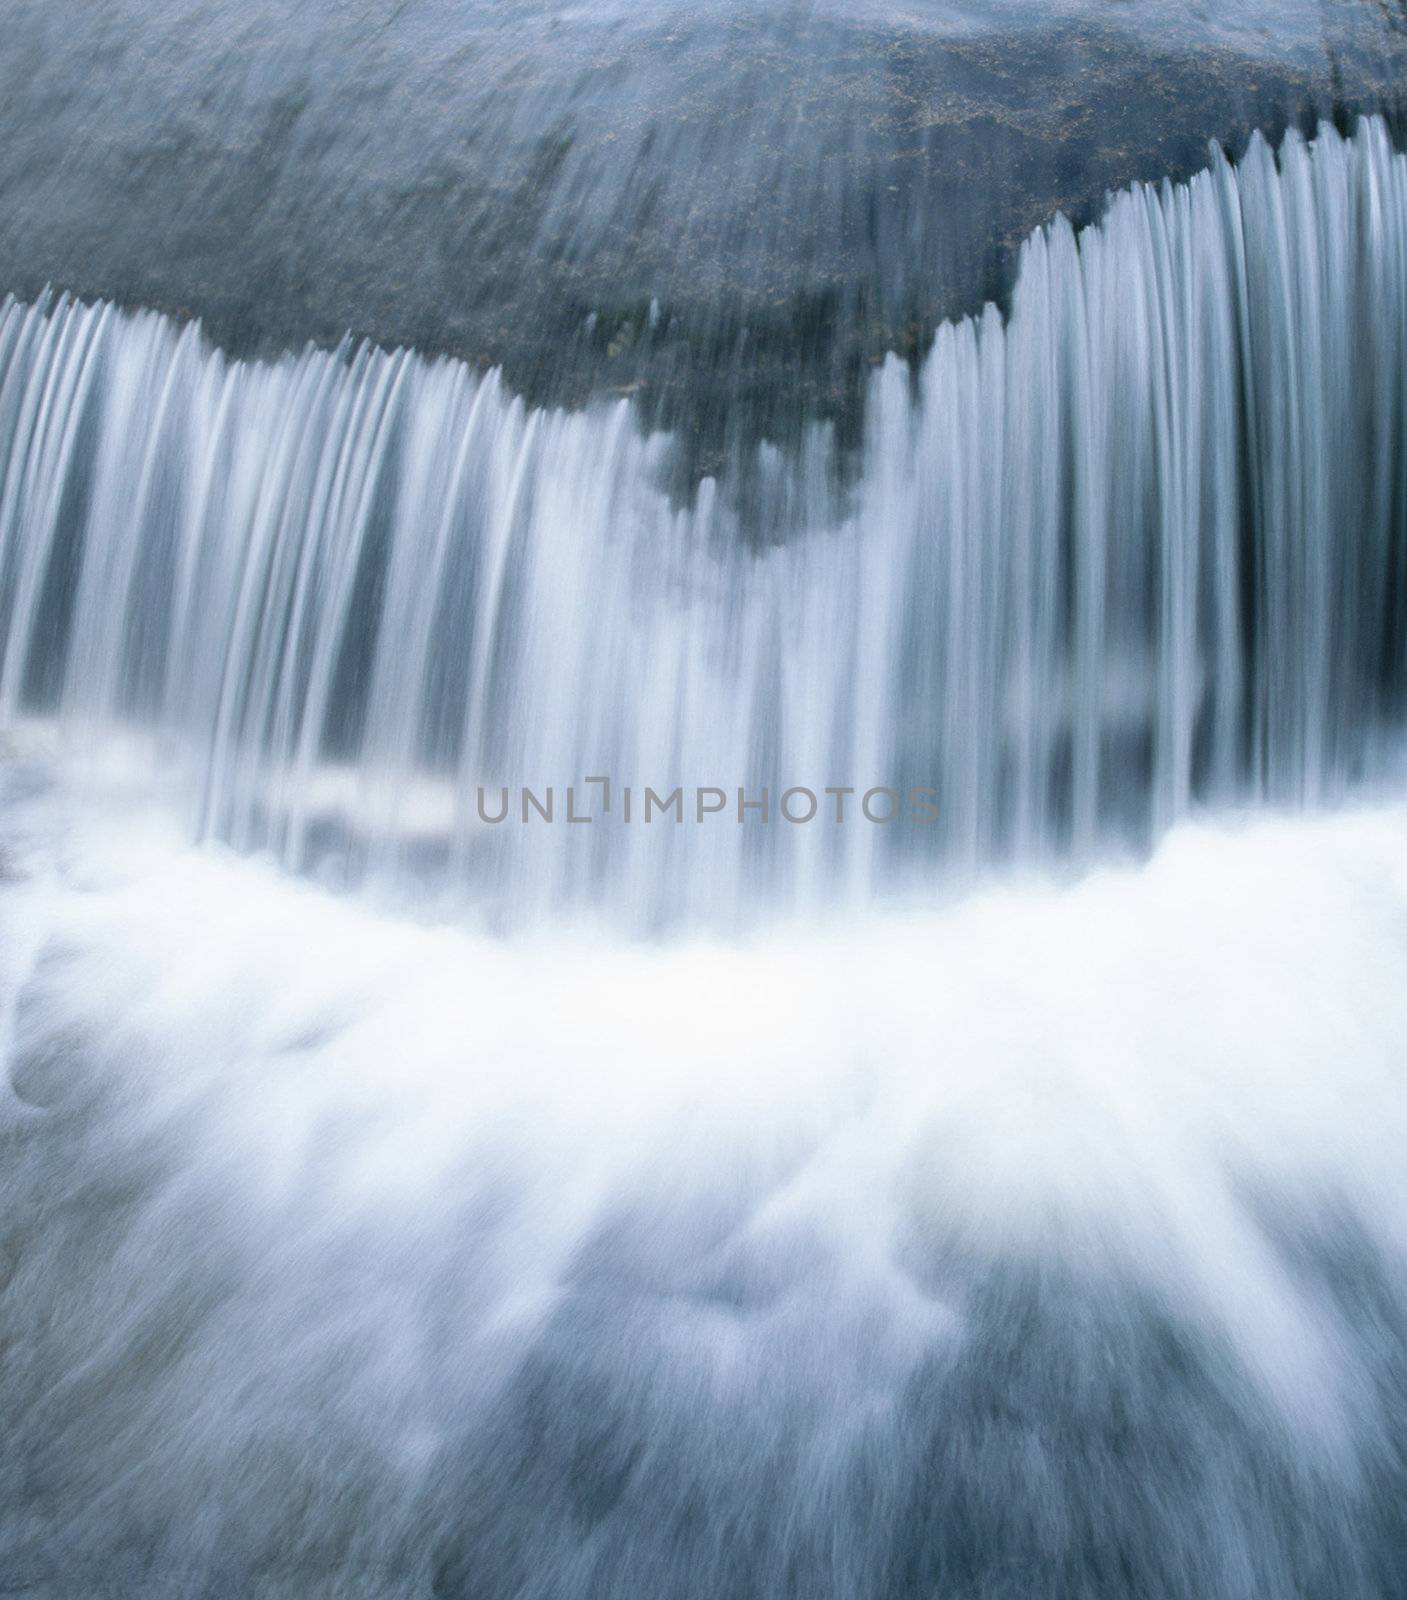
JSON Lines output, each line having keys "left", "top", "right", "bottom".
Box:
{"left": 3, "top": 110, "right": 1407, "bottom": 1599}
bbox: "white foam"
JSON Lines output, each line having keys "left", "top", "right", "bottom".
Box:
{"left": 5, "top": 779, "right": 1407, "bottom": 1463}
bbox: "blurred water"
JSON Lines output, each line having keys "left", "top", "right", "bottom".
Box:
{"left": 3, "top": 765, "right": 1407, "bottom": 1595}
{"left": 0, "top": 119, "right": 1404, "bottom": 928}
{"left": 3, "top": 14, "right": 1407, "bottom": 1596}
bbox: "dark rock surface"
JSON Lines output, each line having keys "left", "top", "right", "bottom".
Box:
{"left": 1, "top": 0, "right": 1405, "bottom": 465}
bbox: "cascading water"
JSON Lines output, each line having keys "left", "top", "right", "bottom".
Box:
{"left": 1, "top": 118, "right": 1404, "bottom": 925}
{"left": 6, "top": 15, "right": 1407, "bottom": 1593}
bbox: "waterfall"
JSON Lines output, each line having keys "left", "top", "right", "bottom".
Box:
{"left": 1, "top": 117, "right": 1404, "bottom": 925}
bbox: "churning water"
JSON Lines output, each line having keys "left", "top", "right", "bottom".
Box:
{"left": 4, "top": 774, "right": 1407, "bottom": 1596}
{"left": 2, "top": 52, "right": 1407, "bottom": 1600}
